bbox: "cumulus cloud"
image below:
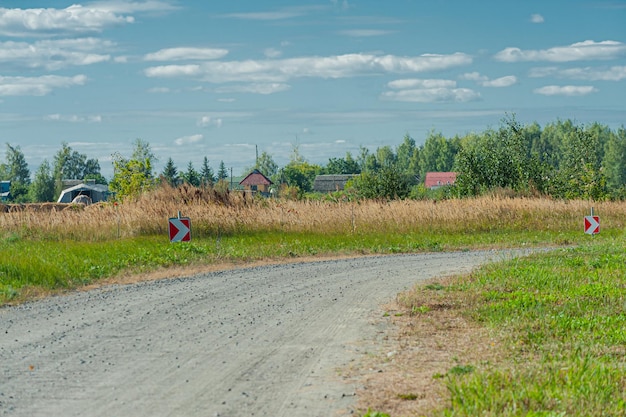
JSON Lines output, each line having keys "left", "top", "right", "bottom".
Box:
{"left": 495, "top": 40, "right": 626, "bottom": 62}
{"left": 534, "top": 85, "right": 598, "bottom": 96}
{"left": 144, "top": 47, "right": 229, "bottom": 61}
{"left": 0, "top": 2, "right": 178, "bottom": 36}
{"left": 530, "top": 14, "right": 544, "bottom": 23}
{"left": 382, "top": 78, "right": 480, "bottom": 103}
{"left": 0, "top": 74, "right": 87, "bottom": 96}
{"left": 0, "top": 5, "right": 132, "bottom": 36}
{"left": 197, "top": 116, "right": 223, "bottom": 128}
{"left": 0, "top": 38, "right": 113, "bottom": 70}
{"left": 530, "top": 65, "right": 626, "bottom": 81}
{"left": 145, "top": 52, "right": 472, "bottom": 84}
{"left": 460, "top": 72, "right": 517, "bottom": 87}
{"left": 174, "top": 134, "right": 204, "bottom": 146}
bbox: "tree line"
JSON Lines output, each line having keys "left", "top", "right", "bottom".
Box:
{"left": 1, "top": 116, "right": 625, "bottom": 203}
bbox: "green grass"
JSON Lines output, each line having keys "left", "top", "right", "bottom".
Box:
{"left": 436, "top": 237, "right": 626, "bottom": 416}
{"left": 0, "top": 227, "right": 591, "bottom": 305}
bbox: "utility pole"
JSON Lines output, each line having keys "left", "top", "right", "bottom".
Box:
{"left": 230, "top": 167, "right": 233, "bottom": 190}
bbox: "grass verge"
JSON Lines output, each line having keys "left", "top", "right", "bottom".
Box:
{"left": 356, "top": 235, "right": 626, "bottom": 416}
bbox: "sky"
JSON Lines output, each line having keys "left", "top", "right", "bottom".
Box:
{"left": 1, "top": 0, "right": 625, "bottom": 179}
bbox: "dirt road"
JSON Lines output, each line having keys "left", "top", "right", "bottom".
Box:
{"left": 1, "top": 251, "right": 525, "bottom": 417}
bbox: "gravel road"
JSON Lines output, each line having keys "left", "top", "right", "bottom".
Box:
{"left": 1, "top": 250, "right": 528, "bottom": 417}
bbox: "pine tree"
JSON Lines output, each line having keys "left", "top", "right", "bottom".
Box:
{"left": 161, "top": 157, "right": 179, "bottom": 186}
{"left": 217, "top": 160, "right": 228, "bottom": 181}
{"left": 200, "top": 156, "right": 215, "bottom": 187}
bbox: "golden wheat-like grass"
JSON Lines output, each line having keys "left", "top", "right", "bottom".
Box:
{"left": 1, "top": 185, "right": 624, "bottom": 241}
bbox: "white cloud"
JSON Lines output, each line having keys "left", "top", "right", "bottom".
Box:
{"left": 460, "top": 72, "right": 517, "bottom": 87}
{"left": 264, "top": 48, "right": 282, "bottom": 58}
{"left": 174, "top": 134, "right": 204, "bottom": 146}
{"left": 216, "top": 83, "right": 291, "bottom": 95}
{"left": 197, "top": 116, "right": 223, "bottom": 128}
{"left": 0, "top": 38, "right": 113, "bottom": 70}
{"left": 530, "top": 14, "right": 544, "bottom": 23}
{"left": 495, "top": 40, "right": 626, "bottom": 62}
{"left": 44, "top": 113, "right": 102, "bottom": 122}
{"left": 0, "top": 5, "right": 132, "bottom": 36}
{"left": 145, "top": 52, "right": 472, "bottom": 84}
{"left": 388, "top": 79, "right": 456, "bottom": 89}
{"left": 87, "top": 1, "right": 179, "bottom": 14}
{"left": 482, "top": 75, "right": 517, "bottom": 87}
{"left": 383, "top": 78, "right": 480, "bottom": 103}
{"left": 224, "top": 11, "right": 303, "bottom": 20}
{"left": 530, "top": 65, "right": 626, "bottom": 81}
{"left": 0, "top": 74, "right": 87, "bottom": 96}
{"left": 534, "top": 85, "right": 598, "bottom": 96}
{"left": 144, "top": 47, "right": 229, "bottom": 61}
{"left": 460, "top": 72, "right": 487, "bottom": 82}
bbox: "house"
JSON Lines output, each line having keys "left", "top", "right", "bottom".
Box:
{"left": 239, "top": 169, "right": 273, "bottom": 196}
{"left": 313, "top": 175, "right": 356, "bottom": 193}
{"left": 57, "top": 180, "right": 111, "bottom": 204}
{"left": 0, "top": 181, "right": 10, "bottom": 202}
{"left": 424, "top": 172, "right": 457, "bottom": 189}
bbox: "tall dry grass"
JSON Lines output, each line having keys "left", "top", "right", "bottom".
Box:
{"left": 1, "top": 184, "right": 624, "bottom": 241}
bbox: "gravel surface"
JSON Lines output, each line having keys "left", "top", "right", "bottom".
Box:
{"left": 1, "top": 250, "right": 528, "bottom": 417}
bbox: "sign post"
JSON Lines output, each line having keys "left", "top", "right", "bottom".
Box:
{"left": 169, "top": 211, "right": 191, "bottom": 242}
{"left": 584, "top": 207, "right": 600, "bottom": 236}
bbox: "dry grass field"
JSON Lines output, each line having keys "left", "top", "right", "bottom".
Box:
{"left": 1, "top": 185, "right": 624, "bottom": 241}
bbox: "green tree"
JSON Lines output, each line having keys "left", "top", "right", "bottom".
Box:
{"left": 325, "top": 152, "right": 360, "bottom": 174}
{"left": 217, "top": 161, "right": 228, "bottom": 181}
{"left": 199, "top": 157, "right": 215, "bottom": 187}
{"left": 109, "top": 139, "right": 157, "bottom": 199}
{"left": 396, "top": 134, "right": 420, "bottom": 177}
{"left": 603, "top": 127, "right": 626, "bottom": 195}
{"left": 161, "top": 157, "right": 179, "bottom": 186}
{"left": 419, "top": 131, "right": 458, "bottom": 180}
{"left": 454, "top": 116, "right": 545, "bottom": 196}
{"left": 29, "top": 160, "right": 55, "bottom": 202}
{"left": 53, "top": 142, "right": 106, "bottom": 197}
{"left": 550, "top": 123, "right": 607, "bottom": 200}
{"left": 1, "top": 144, "right": 31, "bottom": 202}
{"left": 281, "top": 161, "right": 321, "bottom": 194}
{"left": 253, "top": 151, "right": 278, "bottom": 178}
{"left": 349, "top": 165, "right": 411, "bottom": 200}
{"left": 182, "top": 161, "right": 200, "bottom": 187}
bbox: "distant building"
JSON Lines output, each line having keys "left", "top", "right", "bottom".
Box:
{"left": 239, "top": 169, "right": 273, "bottom": 196}
{"left": 424, "top": 172, "right": 457, "bottom": 189}
{"left": 313, "top": 175, "right": 356, "bottom": 193}
{"left": 0, "top": 181, "right": 10, "bottom": 202}
{"left": 57, "top": 180, "right": 111, "bottom": 204}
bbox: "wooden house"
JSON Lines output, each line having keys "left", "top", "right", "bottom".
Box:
{"left": 239, "top": 169, "right": 273, "bottom": 196}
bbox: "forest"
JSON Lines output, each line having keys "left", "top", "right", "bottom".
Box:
{"left": 1, "top": 115, "right": 625, "bottom": 203}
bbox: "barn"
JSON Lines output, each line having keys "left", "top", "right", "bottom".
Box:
{"left": 57, "top": 182, "right": 111, "bottom": 204}
{"left": 313, "top": 175, "right": 356, "bottom": 193}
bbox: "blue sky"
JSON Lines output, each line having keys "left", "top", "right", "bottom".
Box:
{"left": 1, "top": 1, "right": 625, "bottom": 179}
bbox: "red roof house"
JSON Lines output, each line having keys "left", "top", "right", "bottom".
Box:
{"left": 424, "top": 172, "right": 457, "bottom": 189}
{"left": 239, "top": 169, "right": 273, "bottom": 195}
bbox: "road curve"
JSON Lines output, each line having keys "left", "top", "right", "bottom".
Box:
{"left": 1, "top": 251, "right": 524, "bottom": 417}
